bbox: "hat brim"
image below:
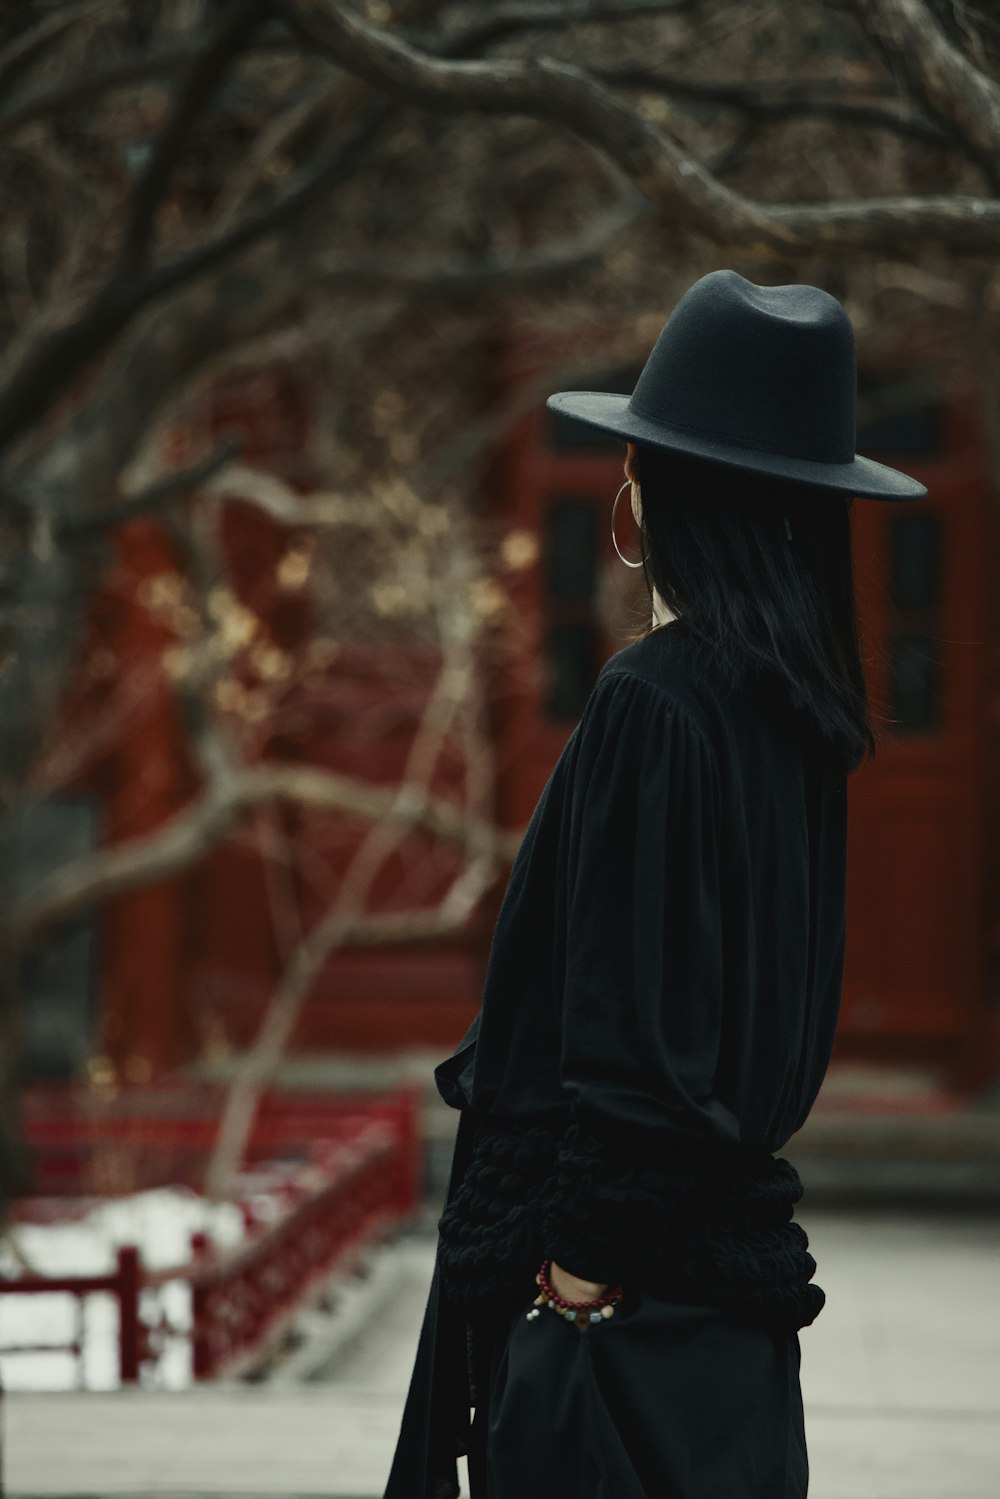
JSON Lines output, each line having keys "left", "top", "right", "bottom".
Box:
{"left": 546, "top": 391, "right": 928, "bottom": 501}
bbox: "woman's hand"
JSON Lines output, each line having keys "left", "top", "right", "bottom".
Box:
{"left": 549, "top": 1260, "right": 608, "bottom": 1303}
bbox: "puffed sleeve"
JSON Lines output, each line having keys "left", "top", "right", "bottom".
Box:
{"left": 541, "top": 667, "right": 742, "bottom": 1286}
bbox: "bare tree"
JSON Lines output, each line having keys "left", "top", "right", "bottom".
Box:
{"left": 4, "top": 0, "right": 1000, "bottom": 1203}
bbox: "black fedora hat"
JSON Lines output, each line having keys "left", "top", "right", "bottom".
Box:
{"left": 546, "top": 269, "right": 927, "bottom": 501}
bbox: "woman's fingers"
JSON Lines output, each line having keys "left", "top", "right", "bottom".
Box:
{"left": 549, "top": 1260, "right": 608, "bottom": 1302}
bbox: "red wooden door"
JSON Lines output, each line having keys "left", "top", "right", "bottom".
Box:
{"left": 839, "top": 382, "right": 991, "bottom": 1085}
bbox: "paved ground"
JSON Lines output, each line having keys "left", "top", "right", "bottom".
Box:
{"left": 4, "top": 1207, "right": 999, "bottom": 1498}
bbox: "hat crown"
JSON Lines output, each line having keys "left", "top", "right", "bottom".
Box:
{"left": 628, "top": 270, "right": 857, "bottom": 467}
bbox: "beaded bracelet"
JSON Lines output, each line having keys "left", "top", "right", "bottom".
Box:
{"left": 526, "top": 1259, "right": 624, "bottom": 1331}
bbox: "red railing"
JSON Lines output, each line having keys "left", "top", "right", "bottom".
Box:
{"left": 0, "top": 1245, "right": 141, "bottom": 1385}
{"left": 0, "top": 1089, "right": 421, "bottom": 1386}
{"left": 188, "top": 1121, "right": 408, "bottom": 1379}
{"left": 19, "top": 1083, "right": 421, "bottom": 1198}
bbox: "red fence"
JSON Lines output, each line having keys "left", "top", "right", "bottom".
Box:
{"left": 0, "top": 1245, "right": 141, "bottom": 1385}
{"left": 0, "top": 1089, "right": 421, "bottom": 1385}
{"left": 188, "top": 1120, "right": 409, "bottom": 1379}
{"left": 19, "top": 1083, "right": 421, "bottom": 1198}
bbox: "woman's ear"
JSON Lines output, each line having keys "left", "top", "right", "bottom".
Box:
{"left": 624, "top": 442, "right": 638, "bottom": 482}
{"left": 631, "top": 480, "right": 643, "bottom": 529}
{"left": 625, "top": 443, "right": 642, "bottom": 525}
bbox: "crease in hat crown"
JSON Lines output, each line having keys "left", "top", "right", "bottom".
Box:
{"left": 545, "top": 269, "right": 927, "bottom": 501}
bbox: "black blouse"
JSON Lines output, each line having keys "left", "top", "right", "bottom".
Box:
{"left": 435, "top": 618, "right": 848, "bottom": 1333}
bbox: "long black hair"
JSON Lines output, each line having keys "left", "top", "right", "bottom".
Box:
{"left": 629, "top": 443, "right": 875, "bottom": 774}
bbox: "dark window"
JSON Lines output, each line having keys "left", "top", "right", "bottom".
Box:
{"left": 545, "top": 500, "right": 598, "bottom": 600}
{"left": 891, "top": 512, "right": 942, "bottom": 611}
{"left": 547, "top": 363, "right": 640, "bottom": 452}
{"left": 545, "top": 624, "right": 597, "bottom": 720}
{"left": 856, "top": 371, "right": 943, "bottom": 456}
{"left": 887, "top": 634, "right": 943, "bottom": 733}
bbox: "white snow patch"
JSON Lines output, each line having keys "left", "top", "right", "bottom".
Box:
{"left": 0, "top": 1187, "right": 247, "bottom": 1391}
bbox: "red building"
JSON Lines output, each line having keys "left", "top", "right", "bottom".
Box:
{"left": 20, "top": 338, "right": 1000, "bottom": 1096}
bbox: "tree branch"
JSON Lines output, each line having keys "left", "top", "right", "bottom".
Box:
{"left": 119, "top": 0, "right": 271, "bottom": 275}
{"left": 0, "top": 29, "right": 300, "bottom": 143}
{"left": 9, "top": 760, "right": 522, "bottom": 949}
{"left": 0, "top": 0, "right": 113, "bottom": 95}
{"left": 851, "top": 0, "right": 1000, "bottom": 159}
{"left": 313, "top": 189, "right": 648, "bottom": 288}
{"left": 58, "top": 439, "right": 243, "bottom": 542}
{"left": 278, "top": 0, "right": 1000, "bottom": 260}
{"left": 202, "top": 504, "right": 500, "bottom": 1197}
{"left": 0, "top": 439, "right": 244, "bottom": 537}
{"left": 4, "top": 0, "right": 993, "bottom": 461}
{"left": 280, "top": 1, "right": 792, "bottom": 241}
{"left": 594, "top": 63, "right": 948, "bottom": 147}
{"left": 0, "top": 100, "right": 387, "bottom": 456}
{"left": 418, "top": 0, "right": 697, "bottom": 52}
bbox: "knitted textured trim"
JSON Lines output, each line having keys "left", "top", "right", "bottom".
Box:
{"left": 437, "top": 1118, "right": 560, "bottom": 1325}
{"left": 437, "top": 1110, "right": 826, "bottom": 1333}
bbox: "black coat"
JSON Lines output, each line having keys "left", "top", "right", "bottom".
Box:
{"left": 384, "top": 619, "right": 848, "bottom": 1498}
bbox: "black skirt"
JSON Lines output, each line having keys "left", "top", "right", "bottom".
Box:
{"left": 465, "top": 1283, "right": 809, "bottom": 1499}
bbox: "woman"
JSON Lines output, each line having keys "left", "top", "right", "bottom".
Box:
{"left": 383, "top": 269, "right": 927, "bottom": 1498}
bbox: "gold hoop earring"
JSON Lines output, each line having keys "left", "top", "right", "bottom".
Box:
{"left": 611, "top": 480, "right": 649, "bottom": 569}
